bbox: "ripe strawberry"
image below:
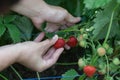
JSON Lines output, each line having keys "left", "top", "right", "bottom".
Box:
{"left": 97, "top": 47, "right": 106, "bottom": 56}
{"left": 54, "top": 38, "right": 65, "bottom": 49}
{"left": 67, "top": 36, "right": 78, "bottom": 47}
{"left": 84, "top": 65, "right": 96, "bottom": 77}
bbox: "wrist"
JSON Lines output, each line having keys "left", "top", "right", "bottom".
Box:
{"left": 0, "top": 44, "right": 22, "bottom": 71}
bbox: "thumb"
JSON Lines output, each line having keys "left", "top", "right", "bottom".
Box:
{"left": 31, "top": 17, "right": 44, "bottom": 30}
{"left": 38, "top": 35, "right": 58, "bottom": 56}
{"left": 65, "top": 14, "right": 81, "bottom": 24}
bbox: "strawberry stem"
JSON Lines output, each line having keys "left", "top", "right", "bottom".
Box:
{"left": 10, "top": 66, "right": 23, "bottom": 80}
{"left": 103, "top": 4, "right": 119, "bottom": 45}
{"left": 0, "top": 74, "right": 8, "bottom": 80}
{"left": 36, "top": 72, "right": 40, "bottom": 80}
{"left": 105, "top": 55, "right": 110, "bottom": 78}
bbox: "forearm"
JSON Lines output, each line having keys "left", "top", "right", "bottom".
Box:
{"left": 0, "top": 44, "right": 20, "bottom": 71}
{"left": 11, "top": 0, "right": 50, "bottom": 18}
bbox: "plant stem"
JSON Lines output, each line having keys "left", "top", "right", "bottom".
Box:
{"left": 0, "top": 74, "right": 8, "bottom": 80}
{"left": 105, "top": 55, "right": 110, "bottom": 78}
{"left": 112, "top": 72, "right": 120, "bottom": 78}
{"left": 103, "top": 4, "right": 119, "bottom": 44}
{"left": 36, "top": 72, "right": 40, "bottom": 80}
{"left": 10, "top": 66, "right": 23, "bottom": 80}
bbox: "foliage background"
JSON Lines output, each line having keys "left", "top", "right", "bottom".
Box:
{"left": 0, "top": 0, "right": 120, "bottom": 80}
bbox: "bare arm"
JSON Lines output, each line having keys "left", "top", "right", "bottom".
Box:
{"left": 0, "top": 33, "right": 64, "bottom": 72}
{"left": 11, "top": 0, "right": 80, "bottom": 32}
{"left": 0, "top": 44, "right": 20, "bottom": 71}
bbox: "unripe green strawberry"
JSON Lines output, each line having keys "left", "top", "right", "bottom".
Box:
{"left": 113, "top": 58, "right": 120, "bottom": 65}
{"left": 97, "top": 47, "right": 106, "bottom": 56}
{"left": 98, "top": 69, "right": 106, "bottom": 75}
{"left": 98, "top": 63, "right": 106, "bottom": 75}
{"left": 78, "top": 35, "right": 84, "bottom": 41}
{"left": 80, "top": 28, "right": 85, "bottom": 33}
{"left": 78, "top": 58, "right": 86, "bottom": 68}
{"left": 104, "top": 76, "right": 113, "bottom": 80}
{"left": 107, "top": 47, "right": 113, "bottom": 54}
{"left": 103, "top": 43, "right": 109, "bottom": 50}
{"left": 79, "top": 40, "right": 87, "bottom": 48}
{"left": 83, "top": 34, "right": 88, "bottom": 39}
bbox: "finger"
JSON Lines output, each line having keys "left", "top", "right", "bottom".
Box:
{"left": 31, "top": 17, "right": 44, "bottom": 30}
{"left": 60, "top": 25, "right": 67, "bottom": 30}
{"left": 40, "top": 35, "right": 58, "bottom": 46}
{"left": 39, "top": 35, "right": 58, "bottom": 55}
{"left": 45, "top": 48, "right": 64, "bottom": 68}
{"left": 64, "top": 44, "right": 71, "bottom": 50}
{"left": 43, "top": 47, "right": 56, "bottom": 60}
{"left": 45, "top": 23, "right": 60, "bottom": 32}
{"left": 34, "top": 32, "right": 45, "bottom": 42}
{"left": 66, "top": 23, "right": 74, "bottom": 27}
{"left": 65, "top": 14, "right": 81, "bottom": 24}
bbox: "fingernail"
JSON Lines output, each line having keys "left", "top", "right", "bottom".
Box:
{"left": 64, "top": 44, "right": 71, "bottom": 50}
{"left": 52, "top": 35, "right": 58, "bottom": 41}
{"left": 58, "top": 48, "right": 64, "bottom": 51}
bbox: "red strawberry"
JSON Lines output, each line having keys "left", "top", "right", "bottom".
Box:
{"left": 83, "top": 65, "right": 96, "bottom": 77}
{"left": 54, "top": 38, "right": 65, "bottom": 49}
{"left": 67, "top": 36, "right": 78, "bottom": 47}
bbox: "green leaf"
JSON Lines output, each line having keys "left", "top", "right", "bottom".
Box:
{"left": 0, "top": 24, "right": 6, "bottom": 37}
{"left": 6, "top": 24, "right": 21, "bottom": 43}
{"left": 75, "top": 0, "right": 84, "bottom": 17}
{"left": 4, "top": 15, "right": 16, "bottom": 23}
{"left": 109, "top": 63, "right": 119, "bottom": 73}
{"left": 13, "top": 16, "right": 33, "bottom": 40}
{"left": 117, "top": 0, "right": 120, "bottom": 3}
{"left": 92, "top": 1, "right": 120, "bottom": 40}
{"left": 61, "top": 0, "right": 77, "bottom": 15}
{"left": 78, "top": 74, "right": 86, "bottom": 80}
{"left": 84, "top": 0, "right": 112, "bottom": 9}
{"left": 61, "top": 69, "right": 79, "bottom": 80}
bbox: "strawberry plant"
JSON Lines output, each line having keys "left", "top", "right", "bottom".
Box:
{"left": 0, "top": 0, "right": 120, "bottom": 80}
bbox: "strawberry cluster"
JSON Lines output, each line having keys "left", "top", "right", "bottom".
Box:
{"left": 54, "top": 36, "right": 78, "bottom": 49}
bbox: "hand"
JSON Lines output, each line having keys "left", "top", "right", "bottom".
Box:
{"left": 17, "top": 32, "right": 64, "bottom": 72}
{"left": 31, "top": 5, "right": 81, "bottom": 32}
{"left": 11, "top": 0, "right": 80, "bottom": 32}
